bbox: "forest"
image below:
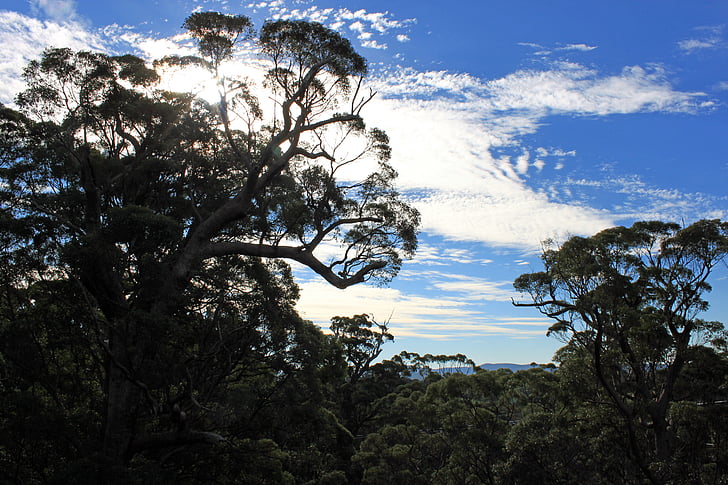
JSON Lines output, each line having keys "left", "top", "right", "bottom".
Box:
{"left": 1, "top": 11, "right": 727, "bottom": 485}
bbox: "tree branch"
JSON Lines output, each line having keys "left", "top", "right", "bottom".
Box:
{"left": 130, "top": 430, "right": 225, "bottom": 454}
{"left": 201, "top": 240, "right": 386, "bottom": 289}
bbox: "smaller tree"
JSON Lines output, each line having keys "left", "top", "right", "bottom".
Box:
{"left": 331, "top": 314, "right": 393, "bottom": 384}
{"left": 328, "top": 314, "right": 396, "bottom": 480}
{"left": 514, "top": 219, "right": 728, "bottom": 485}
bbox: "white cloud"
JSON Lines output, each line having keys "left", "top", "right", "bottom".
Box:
{"left": 259, "top": 3, "right": 415, "bottom": 53}
{"left": 530, "top": 147, "right": 574, "bottom": 172}
{"left": 349, "top": 20, "right": 365, "bottom": 33}
{"left": 485, "top": 64, "right": 704, "bottom": 115}
{"left": 295, "top": 278, "right": 549, "bottom": 340}
{"left": 263, "top": 4, "right": 415, "bottom": 36}
{"left": 271, "top": 6, "right": 334, "bottom": 24}
{"left": 363, "top": 62, "right": 705, "bottom": 248}
{"left": 678, "top": 25, "right": 725, "bottom": 52}
{"left": 374, "top": 63, "right": 704, "bottom": 116}
{"left": 337, "top": 8, "right": 414, "bottom": 33}
{"left": 246, "top": 1, "right": 284, "bottom": 8}
{"left": 558, "top": 43, "right": 597, "bottom": 51}
{"left": 412, "top": 190, "right": 612, "bottom": 248}
{"left": 679, "top": 39, "right": 719, "bottom": 51}
{"left": 519, "top": 41, "right": 597, "bottom": 55}
{"left": 0, "top": 11, "right": 109, "bottom": 104}
{"left": 29, "top": 0, "right": 80, "bottom": 24}
{"left": 361, "top": 39, "right": 387, "bottom": 50}
{"left": 119, "top": 31, "right": 197, "bottom": 60}
{"left": 423, "top": 272, "right": 516, "bottom": 301}
{"left": 548, "top": 148, "right": 576, "bottom": 157}
{"left": 558, "top": 175, "right": 727, "bottom": 223}
{"left": 515, "top": 151, "right": 530, "bottom": 175}
{"left": 405, "top": 244, "right": 493, "bottom": 266}
{"left": 295, "top": 279, "right": 474, "bottom": 327}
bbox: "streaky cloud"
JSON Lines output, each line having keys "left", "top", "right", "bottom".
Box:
{"left": 678, "top": 25, "right": 725, "bottom": 52}
{"left": 557, "top": 43, "right": 598, "bottom": 51}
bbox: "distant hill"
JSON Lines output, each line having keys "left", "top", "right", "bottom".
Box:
{"left": 410, "top": 363, "right": 554, "bottom": 379}
{"left": 479, "top": 363, "right": 546, "bottom": 372}
{"left": 439, "top": 363, "right": 553, "bottom": 373}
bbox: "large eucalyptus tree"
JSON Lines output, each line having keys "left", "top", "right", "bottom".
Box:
{"left": 0, "top": 11, "right": 418, "bottom": 480}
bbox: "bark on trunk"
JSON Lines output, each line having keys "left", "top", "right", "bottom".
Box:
{"left": 651, "top": 410, "right": 676, "bottom": 483}
{"left": 101, "top": 333, "right": 142, "bottom": 478}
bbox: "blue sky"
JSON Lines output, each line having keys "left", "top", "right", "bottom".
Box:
{"left": 1, "top": 0, "right": 727, "bottom": 364}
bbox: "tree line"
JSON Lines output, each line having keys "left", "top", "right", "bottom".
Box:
{"left": 1, "top": 11, "right": 726, "bottom": 484}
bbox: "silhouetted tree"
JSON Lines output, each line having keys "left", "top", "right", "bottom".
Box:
{"left": 0, "top": 10, "right": 417, "bottom": 481}
{"left": 514, "top": 219, "right": 728, "bottom": 484}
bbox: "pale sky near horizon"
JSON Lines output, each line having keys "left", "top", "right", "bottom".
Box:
{"left": 1, "top": 0, "right": 727, "bottom": 364}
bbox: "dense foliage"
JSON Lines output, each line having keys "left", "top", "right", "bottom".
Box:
{"left": 1, "top": 10, "right": 727, "bottom": 485}
{"left": 515, "top": 219, "right": 728, "bottom": 485}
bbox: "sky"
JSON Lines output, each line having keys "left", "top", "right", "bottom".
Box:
{"left": 1, "top": 0, "right": 727, "bottom": 364}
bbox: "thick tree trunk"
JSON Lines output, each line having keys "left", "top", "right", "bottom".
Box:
{"left": 101, "top": 331, "right": 142, "bottom": 479}
{"left": 650, "top": 397, "right": 676, "bottom": 483}
{"left": 652, "top": 415, "right": 674, "bottom": 462}
{"left": 103, "top": 376, "right": 138, "bottom": 455}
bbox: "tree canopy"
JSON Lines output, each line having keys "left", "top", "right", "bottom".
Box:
{"left": 0, "top": 11, "right": 418, "bottom": 480}
{"left": 514, "top": 219, "right": 728, "bottom": 484}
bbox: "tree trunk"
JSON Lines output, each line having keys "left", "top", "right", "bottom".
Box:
{"left": 650, "top": 406, "right": 676, "bottom": 484}
{"left": 101, "top": 331, "right": 142, "bottom": 480}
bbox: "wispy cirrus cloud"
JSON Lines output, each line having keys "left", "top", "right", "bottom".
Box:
{"left": 518, "top": 41, "right": 597, "bottom": 56}
{"left": 363, "top": 61, "right": 707, "bottom": 248}
{"left": 295, "top": 278, "right": 474, "bottom": 327}
{"left": 678, "top": 25, "right": 726, "bottom": 52}
{"left": 294, "top": 277, "right": 549, "bottom": 340}
{"left": 679, "top": 39, "right": 720, "bottom": 51}
{"left": 410, "top": 189, "right": 612, "bottom": 248}
{"left": 559, "top": 175, "right": 727, "bottom": 222}
{"left": 484, "top": 63, "right": 704, "bottom": 115}
{"left": 406, "top": 244, "right": 493, "bottom": 267}
{"left": 374, "top": 62, "right": 704, "bottom": 115}
{"left": 423, "top": 272, "right": 516, "bottom": 302}
{"left": 558, "top": 43, "right": 597, "bottom": 52}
